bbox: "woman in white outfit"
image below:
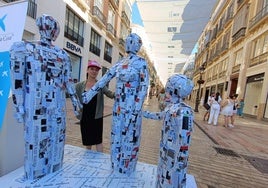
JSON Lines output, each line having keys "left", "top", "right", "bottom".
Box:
{"left": 221, "top": 96, "right": 234, "bottom": 128}
{"left": 208, "top": 92, "right": 221, "bottom": 126}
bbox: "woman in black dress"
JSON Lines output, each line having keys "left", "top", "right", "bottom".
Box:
{"left": 75, "top": 61, "right": 114, "bottom": 152}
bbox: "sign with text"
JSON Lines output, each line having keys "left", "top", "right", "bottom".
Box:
{"left": 0, "top": 1, "right": 28, "bottom": 129}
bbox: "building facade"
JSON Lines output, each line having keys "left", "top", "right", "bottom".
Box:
{"left": 193, "top": 0, "right": 268, "bottom": 120}
{"left": 1, "top": 0, "right": 137, "bottom": 89}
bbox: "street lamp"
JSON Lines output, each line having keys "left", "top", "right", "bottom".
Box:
{"left": 194, "top": 65, "right": 205, "bottom": 112}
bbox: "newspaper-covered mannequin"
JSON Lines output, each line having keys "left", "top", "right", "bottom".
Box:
{"left": 82, "top": 33, "right": 149, "bottom": 175}
{"left": 10, "top": 14, "right": 82, "bottom": 180}
{"left": 143, "top": 74, "right": 194, "bottom": 188}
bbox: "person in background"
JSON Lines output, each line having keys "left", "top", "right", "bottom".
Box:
{"left": 208, "top": 92, "right": 221, "bottom": 126}
{"left": 158, "top": 88, "right": 166, "bottom": 111}
{"left": 75, "top": 60, "right": 114, "bottom": 152}
{"left": 220, "top": 95, "right": 234, "bottom": 128}
{"left": 231, "top": 94, "right": 239, "bottom": 126}
{"left": 203, "top": 92, "right": 214, "bottom": 121}
{"left": 237, "top": 98, "right": 245, "bottom": 117}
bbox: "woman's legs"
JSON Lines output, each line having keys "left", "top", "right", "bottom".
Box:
{"left": 208, "top": 107, "right": 215, "bottom": 124}
{"left": 223, "top": 116, "right": 228, "bottom": 127}
{"left": 96, "top": 143, "right": 103, "bottom": 152}
{"left": 213, "top": 107, "right": 220, "bottom": 125}
{"left": 231, "top": 113, "right": 236, "bottom": 125}
{"left": 204, "top": 111, "right": 210, "bottom": 121}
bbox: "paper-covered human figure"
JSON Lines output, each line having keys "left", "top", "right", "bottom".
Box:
{"left": 143, "top": 74, "right": 194, "bottom": 188}
{"left": 9, "top": 14, "right": 82, "bottom": 180}
{"left": 82, "top": 33, "right": 149, "bottom": 174}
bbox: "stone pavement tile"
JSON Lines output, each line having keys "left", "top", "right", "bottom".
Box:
{"left": 65, "top": 97, "right": 268, "bottom": 188}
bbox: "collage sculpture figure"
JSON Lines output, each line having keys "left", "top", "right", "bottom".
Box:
{"left": 82, "top": 33, "right": 149, "bottom": 175}
{"left": 143, "top": 74, "right": 194, "bottom": 188}
{"left": 9, "top": 14, "right": 82, "bottom": 180}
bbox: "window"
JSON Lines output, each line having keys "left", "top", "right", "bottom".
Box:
{"left": 252, "top": 33, "right": 268, "bottom": 58}
{"left": 65, "top": 8, "right": 84, "bottom": 46}
{"left": 94, "top": 0, "right": 103, "bottom": 10}
{"left": 120, "top": 24, "right": 128, "bottom": 40}
{"left": 108, "top": 9, "right": 115, "bottom": 26}
{"left": 89, "top": 29, "right": 101, "bottom": 56}
{"left": 27, "top": 0, "right": 37, "bottom": 19}
{"left": 104, "top": 41, "right": 113, "bottom": 63}
{"left": 234, "top": 49, "right": 243, "bottom": 66}
{"left": 263, "top": 34, "right": 268, "bottom": 53}
{"left": 107, "top": 9, "right": 116, "bottom": 36}
{"left": 256, "top": 0, "right": 268, "bottom": 12}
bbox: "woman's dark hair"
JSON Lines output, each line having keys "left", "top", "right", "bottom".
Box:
{"left": 215, "top": 92, "right": 220, "bottom": 101}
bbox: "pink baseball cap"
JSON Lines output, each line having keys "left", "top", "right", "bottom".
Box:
{"left": 88, "top": 60, "right": 101, "bottom": 69}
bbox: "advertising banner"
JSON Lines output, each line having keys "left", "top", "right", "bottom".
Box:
{"left": 0, "top": 1, "right": 28, "bottom": 129}
{"left": 0, "top": 0, "right": 28, "bottom": 176}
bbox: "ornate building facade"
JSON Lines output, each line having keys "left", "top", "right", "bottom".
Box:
{"left": 193, "top": 0, "right": 268, "bottom": 120}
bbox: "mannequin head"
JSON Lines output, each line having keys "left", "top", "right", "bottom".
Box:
{"left": 125, "top": 33, "right": 142, "bottom": 54}
{"left": 165, "top": 74, "right": 193, "bottom": 103}
{"left": 36, "top": 14, "right": 60, "bottom": 43}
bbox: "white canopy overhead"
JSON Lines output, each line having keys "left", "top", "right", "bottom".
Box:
{"left": 136, "top": 0, "right": 218, "bottom": 84}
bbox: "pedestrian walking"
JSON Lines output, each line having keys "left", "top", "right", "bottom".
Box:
{"left": 220, "top": 96, "right": 234, "bottom": 128}
{"left": 203, "top": 93, "right": 214, "bottom": 121}
{"left": 208, "top": 92, "right": 221, "bottom": 126}
{"left": 231, "top": 94, "right": 239, "bottom": 126}
{"left": 237, "top": 98, "right": 245, "bottom": 117}
{"left": 158, "top": 88, "right": 166, "bottom": 111}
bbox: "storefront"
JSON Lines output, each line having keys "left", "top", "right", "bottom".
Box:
{"left": 68, "top": 52, "right": 81, "bottom": 83}
{"left": 64, "top": 40, "right": 82, "bottom": 83}
{"left": 244, "top": 73, "right": 264, "bottom": 117}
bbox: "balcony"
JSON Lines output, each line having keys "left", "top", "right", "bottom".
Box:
{"left": 249, "top": 52, "right": 268, "bottom": 67}
{"left": 219, "top": 71, "right": 226, "bottom": 78}
{"left": 106, "top": 23, "right": 117, "bottom": 39}
{"left": 109, "top": 0, "right": 119, "bottom": 10}
{"left": 249, "top": 4, "right": 268, "bottom": 30}
{"left": 232, "top": 64, "right": 241, "bottom": 74}
{"left": 74, "top": 0, "right": 90, "bottom": 12}
{"left": 121, "top": 11, "right": 130, "bottom": 26}
{"left": 92, "top": 6, "right": 106, "bottom": 28}
{"left": 119, "top": 38, "right": 125, "bottom": 47}
{"left": 237, "top": 0, "right": 245, "bottom": 8}
{"left": 232, "top": 27, "right": 246, "bottom": 43}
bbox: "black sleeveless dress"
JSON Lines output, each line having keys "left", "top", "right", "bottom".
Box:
{"left": 80, "top": 94, "right": 103, "bottom": 146}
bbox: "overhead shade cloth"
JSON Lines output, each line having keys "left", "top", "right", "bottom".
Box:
{"left": 136, "top": 0, "right": 217, "bottom": 84}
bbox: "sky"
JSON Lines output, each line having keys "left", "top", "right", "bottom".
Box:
{"left": 131, "top": 2, "right": 144, "bottom": 27}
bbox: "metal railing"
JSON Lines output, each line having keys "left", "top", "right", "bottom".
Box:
{"left": 249, "top": 4, "right": 268, "bottom": 28}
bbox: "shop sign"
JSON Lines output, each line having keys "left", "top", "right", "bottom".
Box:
{"left": 66, "top": 41, "right": 81, "bottom": 54}
{"left": 247, "top": 73, "right": 264, "bottom": 83}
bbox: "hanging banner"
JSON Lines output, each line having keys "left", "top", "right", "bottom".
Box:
{"left": 0, "top": 1, "right": 28, "bottom": 129}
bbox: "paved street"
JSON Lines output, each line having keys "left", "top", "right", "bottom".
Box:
{"left": 65, "top": 96, "right": 268, "bottom": 188}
